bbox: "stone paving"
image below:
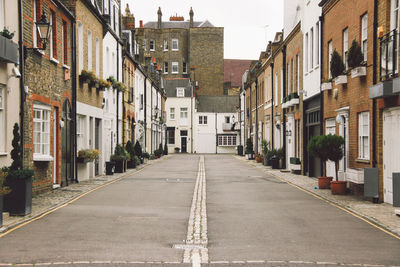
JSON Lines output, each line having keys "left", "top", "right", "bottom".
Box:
{"left": 234, "top": 155, "right": 400, "bottom": 238}
{"left": 0, "top": 157, "right": 164, "bottom": 234}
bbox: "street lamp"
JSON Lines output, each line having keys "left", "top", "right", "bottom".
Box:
{"left": 35, "top": 10, "right": 52, "bottom": 50}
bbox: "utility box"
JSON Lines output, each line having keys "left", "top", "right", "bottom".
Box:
{"left": 364, "top": 168, "right": 379, "bottom": 199}
{"left": 393, "top": 173, "right": 400, "bottom": 207}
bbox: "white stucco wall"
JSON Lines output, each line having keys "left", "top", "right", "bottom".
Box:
{"left": 283, "top": 0, "right": 303, "bottom": 39}
{"left": 134, "top": 69, "right": 145, "bottom": 150}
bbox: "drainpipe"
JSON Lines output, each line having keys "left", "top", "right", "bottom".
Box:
{"left": 72, "top": 20, "right": 78, "bottom": 183}
{"left": 372, "top": 0, "right": 378, "bottom": 168}
{"left": 116, "top": 43, "right": 120, "bottom": 145}
{"left": 122, "top": 55, "right": 125, "bottom": 146}
{"left": 215, "top": 112, "right": 217, "bottom": 154}
{"left": 270, "top": 63, "right": 274, "bottom": 149}
{"left": 255, "top": 78, "right": 258, "bottom": 154}
{"left": 282, "top": 45, "right": 287, "bottom": 169}
{"left": 191, "top": 83, "right": 194, "bottom": 153}
{"left": 144, "top": 77, "right": 147, "bottom": 152}
{"left": 18, "top": 0, "right": 24, "bottom": 168}
{"left": 319, "top": 15, "right": 324, "bottom": 137}
{"left": 151, "top": 82, "right": 153, "bottom": 153}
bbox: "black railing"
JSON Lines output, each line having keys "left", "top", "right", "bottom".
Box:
{"left": 380, "top": 29, "right": 398, "bottom": 81}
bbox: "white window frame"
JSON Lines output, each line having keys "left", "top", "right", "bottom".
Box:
{"left": 296, "top": 54, "right": 300, "bottom": 92}
{"left": 149, "top": 39, "right": 155, "bottom": 51}
{"left": 172, "top": 38, "right": 179, "bottom": 51}
{"left": 170, "top": 108, "right": 175, "bottom": 120}
{"left": 176, "top": 87, "right": 185, "bottom": 97}
{"left": 310, "top": 27, "right": 314, "bottom": 69}
{"left": 49, "top": 11, "right": 54, "bottom": 60}
{"left": 164, "top": 62, "right": 168, "bottom": 74}
{"left": 143, "top": 39, "right": 147, "bottom": 51}
{"left": 217, "top": 135, "right": 237, "bottom": 147}
{"left": 183, "top": 62, "right": 187, "bottom": 74}
{"left": 274, "top": 72, "right": 278, "bottom": 106}
{"left": 0, "top": 86, "right": 5, "bottom": 153}
{"left": 180, "top": 107, "right": 188, "bottom": 119}
{"left": 328, "top": 40, "right": 333, "bottom": 79}
{"left": 172, "top": 62, "right": 179, "bottom": 74}
{"left": 33, "top": 104, "right": 52, "bottom": 161}
{"left": 358, "top": 112, "right": 370, "bottom": 160}
{"left": 305, "top": 33, "right": 309, "bottom": 72}
{"left": 280, "top": 68, "right": 284, "bottom": 103}
{"left": 361, "top": 13, "right": 368, "bottom": 62}
{"left": 78, "top": 21, "right": 83, "bottom": 73}
{"left": 95, "top": 38, "right": 100, "bottom": 76}
{"left": 88, "top": 29, "right": 92, "bottom": 70}
{"left": 33, "top": 0, "right": 38, "bottom": 48}
{"left": 77, "top": 115, "right": 86, "bottom": 150}
{"left": 0, "top": 0, "right": 4, "bottom": 31}
{"left": 199, "top": 115, "right": 208, "bottom": 125}
{"left": 163, "top": 39, "right": 168, "bottom": 51}
{"left": 316, "top": 22, "right": 320, "bottom": 66}
{"left": 343, "top": 28, "right": 349, "bottom": 70}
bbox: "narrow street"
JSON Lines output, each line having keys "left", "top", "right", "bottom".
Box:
{"left": 0, "top": 155, "right": 399, "bottom": 266}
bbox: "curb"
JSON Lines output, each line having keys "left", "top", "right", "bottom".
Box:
{"left": 0, "top": 156, "right": 170, "bottom": 236}
{"left": 233, "top": 155, "right": 400, "bottom": 240}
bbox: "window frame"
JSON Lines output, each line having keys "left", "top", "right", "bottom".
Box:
{"left": 167, "top": 127, "right": 175, "bottom": 144}
{"left": 33, "top": 104, "right": 52, "bottom": 160}
{"left": 87, "top": 29, "right": 92, "bottom": 70}
{"left": 358, "top": 111, "right": 370, "bottom": 160}
{"left": 217, "top": 135, "right": 237, "bottom": 147}
{"left": 183, "top": 62, "right": 187, "bottom": 74}
{"left": 163, "top": 39, "right": 168, "bottom": 51}
{"left": 343, "top": 27, "right": 349, "bottom": 70}
{"left": 361, "top": 13, "right": 368, "bottom": 62}
{"left": 176, "top": 87, "right": 185, "bottom": 97}
{"left": 164, "top": 62, "right": 168, "bottom": 74}
{"left": 172, "top": 38, "right": 179, "bottom": 51}
{"left": 149, "top": 39, "right": 155, "bottom": 51}
{"left": 180, "top": 107, "right": 188, "bottom": 119}
{"left": 170, "top": 107, "right": 175, "bottom": 120}
{"left": 172, "top": 62, "right": 179, "bottom": 74}
{"left": 77, "top": 114, "right": 86, "bottom": 150}
{"left": 199, "top": 115, "right": 208, "bottom": 125}
{"left": 50, "top": 10, "right": 57, "bottom": 60}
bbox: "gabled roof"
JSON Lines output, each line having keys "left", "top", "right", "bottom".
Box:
{"left": 164, "top": 78, "right": 192, "bottom": 98}
{"left": 143, "top": 20, "right": 215, "bottom": 29}
{"left": 197, "top": 96, "right": 239, "bottom": 113}
{"left": 224, "top": 59, "right": 253, "bottom": 87}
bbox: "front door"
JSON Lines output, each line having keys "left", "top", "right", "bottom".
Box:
{"left": 95, "top": 118, "right": 100, "bottom": 176}
{"left": 61, "top": 99, "right": 73, "bottom": 186}
{"left": 325, "top": 119, "right": 336, "bottom": 177}
{"left": 383, "top": 108, "right": 400, "bottom": 204}
{"left": 181, "top": 130, "right": 188, "bottom": 153}
{"left": 286, "top": 115, "right": 294, "bottom": 169}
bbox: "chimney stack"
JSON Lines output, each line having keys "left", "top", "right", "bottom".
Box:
{"left": 140, "top": 20, "right": 143, "bottom": 28}
{"left": 122, "top": 4, "right": 135, "bottom": 30}
{"left": 157, "top": 7, "right": 162, "bottom": 29}
{"left": 189, "top": 7, "right": 194, "bottom": 28}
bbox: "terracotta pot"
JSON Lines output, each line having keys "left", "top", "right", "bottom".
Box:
{"left": 318, "top": 176, "right": 333, "bottom": 189}
{"left": 331, "top": 181, "right": 347, "bottom": 195}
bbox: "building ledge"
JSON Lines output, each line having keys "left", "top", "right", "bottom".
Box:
{"left": 33, "top": 154, "right": 54, "bottom": 161}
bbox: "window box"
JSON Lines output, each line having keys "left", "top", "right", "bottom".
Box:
{"left": 345, "top": 168, "right": 364, "bottom": 184}
{"left": 321, "top": 82, "right": 332, "bottom": 91}
{"left": 0, "top": 35, "right": 18, "bottom": 64}
{"left": 334, "top": 75, "right": 347, "bottom": 85}
{"left": 351, "top": 66, "right": 366, "bottom": 78}
{"left": 33, "top": 154, "right": 53, "bottom": 161}
{"left": 76, "top": 157, "right": 93, "bottom": 163}
{"left": 289, "top": 93, "right": 299, "bottom": 106}
{"left": 290, "top": 163, "right": 301, "bottom": 171}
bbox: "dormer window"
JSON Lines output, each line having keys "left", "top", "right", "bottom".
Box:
{"left": 176, "top": 87, "right": 185, "bottom": 97}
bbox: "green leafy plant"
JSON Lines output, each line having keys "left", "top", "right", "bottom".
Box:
{"left": 330, "top": 49, "right": 346, "bottom": 78}
{"left": 348, "top": 40, "right": 364, "bottom": 68}
{"left": 98, "top": 78, "right": 111, "bottom": 90}
{"left": 261, "top": 140, "right": 270, "bottom": 156}
{"left": 0, "top": 168, "right": 11, "bottom": 195}
{"left": 125, "top": 141, "right": 135, "bottom": 160}
{"left": 133, "top": 155, "right": 141, "bottom": 166}
{"left": 275, "top": 147, "right": 284, "bottom": 160}
{"left": 307, "top": 135, "right": 330, "bottom": 177}
{"left": 134, "top": 141, "right": 143, "bottom": 158}
{"left": 107, "top": 76, "right": 118, "bottom": 89}
{"left": 0, "top": 27, "right": 15, "bottom": 39}
{"left": 245, "top": 138, "right": 254, "bottom": 154}
{"left": 78, "top": 149, "right": 100, "bottom": 160}
{"left": 326, "top": 134, "right": 345, "bottom": 181}
{"left": 110, "top": 144, "right": 128, "bottom": 161}
{"left": 149, "top": 154, "right": 155, "bottom": 160}
{"left": 142, "top": 152, "right": 150, "bottom": 159}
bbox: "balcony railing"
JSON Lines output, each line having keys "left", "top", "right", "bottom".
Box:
{"left": 380, "top": 29, "right": 398, "bottom": 81}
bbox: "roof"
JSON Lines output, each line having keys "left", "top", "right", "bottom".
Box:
{"left": 196, "top": 96, "right": 239, "bottom": 113}
{"left": 163, "top": 78, "right": 192, "bottom": 98}
{"left": 224, "top": 59, "right": 253, "bottom": 87}
{"left": 143, "top": 20, "right": 215, "bottom": 29}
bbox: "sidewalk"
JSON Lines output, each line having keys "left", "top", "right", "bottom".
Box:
{"left": 234, "top": 155, "right": 400, "bottom": 238}
{"left": 0, "top": 156, "right": 167, "bottom": 234}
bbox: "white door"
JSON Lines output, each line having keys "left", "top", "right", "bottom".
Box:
{"left": 383, "top": 108, "right": 400, "bottom": 204}
{"left": 325, "top": 119, "right": 336, "bottom": 177}
{"left": 286, "top": 115, "right": 294, "bottom": 168}
{"left": 53, "top": 109, "right": 57, "bottom": 186}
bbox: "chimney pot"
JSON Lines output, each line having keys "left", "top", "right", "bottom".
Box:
{"left": 140, "top": 20, "right": 143, "bottom": 28}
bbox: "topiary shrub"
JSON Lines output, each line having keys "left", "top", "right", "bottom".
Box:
{"left": 326, "top": 134, "right": 345, "bottom": 181}
{"left": 348, "top": 40, "right": 364, "bottom": 68}
{"left": 245, "top": 138, "right": 254, "bottom": 155}
{"left": 330, "top": 49, "right": 346, "bottom": 78}
{"left": 134, "top": 141, "right": 142, "bottom": 158}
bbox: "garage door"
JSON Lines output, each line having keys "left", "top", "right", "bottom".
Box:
{"left": 383, "top": 108, "right": 400, "bottom": 204}
{"left": 196, "top": 133, "right": 216, "bottom": 154}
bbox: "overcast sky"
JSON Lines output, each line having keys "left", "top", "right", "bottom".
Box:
{"left": 121, "top": 0, "right": 284, "bottom": 60}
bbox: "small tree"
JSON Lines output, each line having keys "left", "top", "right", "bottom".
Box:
{"left": 134, "top": 141, "right": 142, "bottom": 158}
{"left": 348, "top": 40, "right": 364, "bottom": 68}
{"left": 307, "top": 135, "right": 330, "bottom": 177}
{"left": 245, "top": 138, "right": 254, "bottom": 154}
{"left": 326, "top": 134, "right": 345, "bottom": 181}
{"left": 330, "top": 49, "right": 346, "bottom": 78}
{"left": 125, "top": 140, "right": 135, "bottom": 160}
{"left": 8, "top": 123, "right": 33, "bottom": 180}
{"left": 158, "top": 143, "right": 163, "bottom": 157}
{"left": 163, "top": 143, "right": 168, "bottom": 155}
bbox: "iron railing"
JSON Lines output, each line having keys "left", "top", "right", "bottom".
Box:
{"left": 380, "top": 29, "right": 398, "bottom": 81}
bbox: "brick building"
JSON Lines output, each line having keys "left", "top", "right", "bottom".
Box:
{"left": 320, "top": 0, "right": 375, "bottom": 194}
{"left": 224, "top": 59, "right": 253, "bottom": 95}
{"left": 134, "top": 7, "right": 224, "bottom": 97}
{"left": 22, "top": 0, "right": 75, "bottom": 192}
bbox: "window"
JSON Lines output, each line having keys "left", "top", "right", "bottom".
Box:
{"left": 316, "top": 22, "right": 320, "bottom": 66}
{"left": 183, "top": 62, "right": 187, "bottom": 74}
{"left": 199, "top": 116, "right": 208, "bottom": 125}
{"left": 77, "top": 115, "right": 86, "bottom": 150}
{"left": 343, "top": 28, "right": 349, "bottom": 69}
{"left": 78, "top": 21, "right": 83, "bottom": 72}
{"left": 180, "top": 108, "right": 188, "bottom": 119}
{"left": 149, "top": 40, "right": 155, "bottom": 51}
{"left": 0, "top": 0, "right": 4, "bottom": 30}
{"left": 50, "top": 10, "right": 57, "bottom": 60}
{"left": 358, "top": 112, "right": 370, "bottom": 160}
{"left": 33, "top": 0, "right": 40, "bottom": 48}
{"left": 217, "top": 135, "right": 237, "bottom": 146}
{"left": 361, "top": 13, "right": 368, "bottom": 62}
{"left": 0, "top": 86, "right": 5, "bottom": 152}
{"left": 143, "top": 39, "right": 147, "bottom": 51}
{"left": 113, "top": 5, "right": 116, "bottom": 31}
{"left": 328, "top": 40, "right": 333, "bottom": 78}
{"left": 310, "top": 27, "right": 314, "bottom": 69}
{"left": 140, "top": 94, "right": 144, "bottom": 110}
{"left": 95, "top": 38, "right": 100, "bottom": 76}
{"left": 274, "top": 72, "right": 278, "bottom": 106}
{"left": 163, "top": 39, "right": 168, "bottom": 51}
{"left": 172, "top": 38, "right": 179, "bottom": 51}
{"left": 305, "top": 33, "right": 309, "bottom": 71}
{"left": 62, "top": 21, "right": 68, "bottom": 65}
{"left": 164, "top": 62, "right": 168, "bottom": 74}
{"left": 176, "top": 87, "right": 185, "bottom": 97}
{"left": 88, "top": 30, "right": 92, "bottom": 70}
{"left": 33, "top": 104, "right": 51, "bottom": 157}
{"left": 287, "top": 62, "right": 291, "bottom": 94}
{"left": 167, "top": 127, "right": 175, "bottom": 144}
{"left": 280, "top": 68, "right": 284, "bottom": 103}
{"left": 172, "top": 62, "right": 179, "bottom": 74}
{"left": 296, "top": 54, "right": 300, "bottom": 92}
{"left": 225, "top": 116, "right": 230, "bottom": 123}
{"left": 170, "top": 108, "right": 175, "bottom": 120}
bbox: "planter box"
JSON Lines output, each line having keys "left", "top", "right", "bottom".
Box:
{"left": 290, "top": 163, "right": 301, "bottom": 171}
{"left": 105, "top": 161, "right": 115, "bottom": 175}
{"left": 321, "top": 82, "right": 332, "bottom": 91}
{"left": 127, "top": 160, "right": 136, "bottom": 169}
{"left": 246, "top": 153, "right": 254, "bottom": 160}
{"left": 334, "top": 75, "right": 347, "bottom": 85}
{"left": 76, "top": 157, "right": 93, "bottom": 164}
{"left": 290, "top": 98, "right": 299, "bottom": 106}
{"left": 6, "top": 178, "right": 32, "bottom": 216}
{"left": 0, "top": 35, "right": 19, "bottom": 63}
{"left": 114, "top": 160, "right": 124, "bottom": 173}
{"left": 345, "top": 168, "right": 364, "bottom": 184}
{"left": 351, "top": 66, "right": 366, "bottom": 78}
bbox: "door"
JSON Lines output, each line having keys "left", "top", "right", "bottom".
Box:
{"left": 308, "top": 125, "right": 321, "bottom": 178}
{"left": 95, "top": 118, "right": 100, "bottom": 176}
{"left": 286, "top": 115, "right": 294, "bottom": 168}
{"left": 181, "top": 130, "right": 188, "bottom": 153}
{"left": 325, "top": 119, "right": 336, "bottom": 177}
{"left": 53, "top": 108, "right": 58, "bottom": 187}
{"left": 61, "top": 99, "right": 73, "bottom": 186}
{"left": 383, "top": 108, "right": 400, "bottom": 204}
{"left": 338, "top": 115, "right": 348, "bottom": 179}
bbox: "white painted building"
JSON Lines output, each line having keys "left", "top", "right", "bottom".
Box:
{"left": 194, "top": 96, "right": 240, "bottom": 154}
{"left": 134, "top": 66, "right": 146, "bottom": 151}
{"left": 164, "top": 78, "right": 194, "bottom": 154}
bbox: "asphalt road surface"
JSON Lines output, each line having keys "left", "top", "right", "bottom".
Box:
{"left": 0, "top": 154, "right": 399, "bottom": 266}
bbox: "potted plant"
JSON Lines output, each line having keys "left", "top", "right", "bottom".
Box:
{"left": 133, "top": 156, "right": 141, "bottom": 167}
{"left": 307, "top": 135, "right": 333, "bottom": 189}
{"left": 348, "top": 40, "right": 366, "bottom": 78}
{"left": 125, "top": 141, "right": 136, "bottom": 169}
{"left": 174, "top": 147, "right": 180, "bottom": 153}
{"left": 110, "top": 145, "right": 128, "bottom": 173}
{"left": 262, "top": 140, "right": 271, "bottom": 166}
{"left": 290, "top": 157, "right": 301, "bottom": 174}
{"left": 77, "top": 149, "right": 99, "bottom": 163}
{"left": 289, "top": 92, "right": 299, "bottom": 106}
{"left": 142, "top": 152, "right": 150, "bottom": 163}
{"left": 134, "top": 141, "right": 143, "bottom": 164}
{"left": 105, "top": 161, "right": 115, "bottom": 175}
{"left": 0, "top": 28, "right": 15, "bottom": 39}
{"left": 245, "top": 138, "right": 254, "bottom": 160}
{"left": 326, "top": 134, "right": 346, "bottom": 194}
{"left": 98, "top": 78, "right": 111, "bottom": 91}
{"left": 107, "top": 76, "right": 118, "bottom": 90}
{"left": 79, "top": 69, "right": 92, "bottom": 84}
{"left": 4, "top": 123, "right": 34, "bottom": 216}
{"left": 0, "top": 168, "right": 11, "bottom": 227}
{"left": 330, "top": 49, "right": 347, "bottom": 85}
